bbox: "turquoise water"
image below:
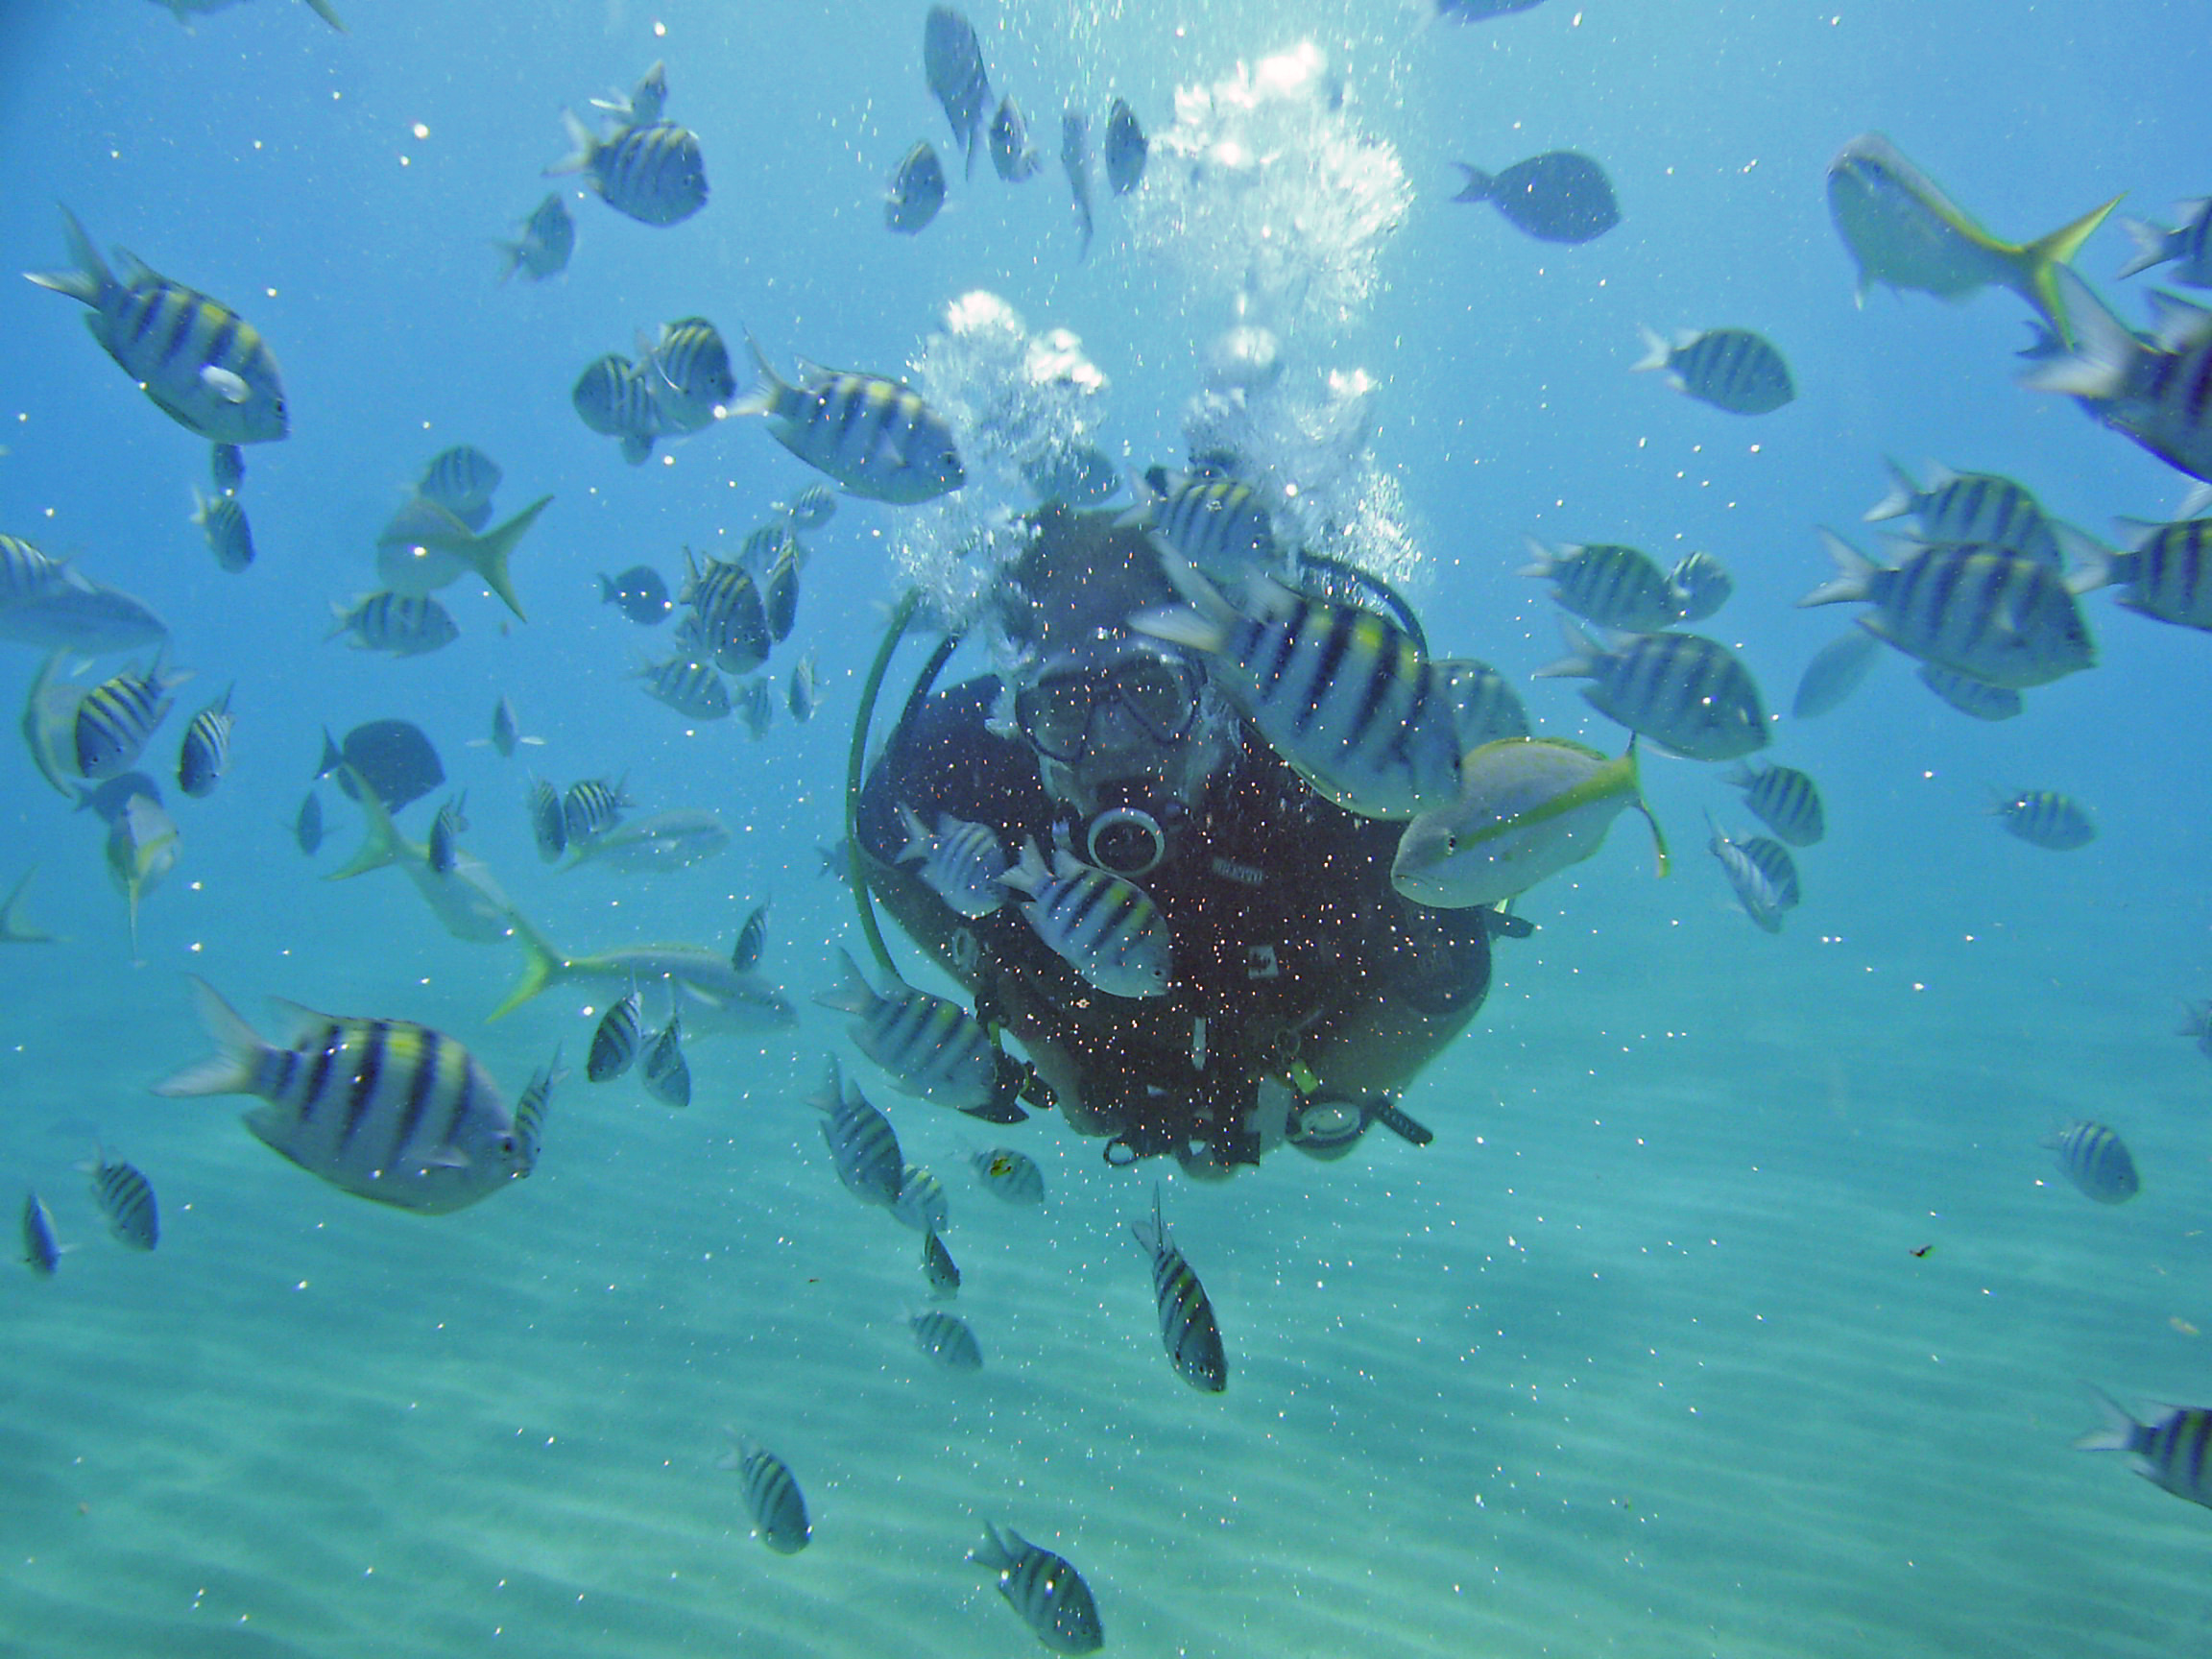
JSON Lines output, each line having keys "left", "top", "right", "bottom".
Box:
{"left": 6, "top": 1, "right": 2212, "bottom": 1654}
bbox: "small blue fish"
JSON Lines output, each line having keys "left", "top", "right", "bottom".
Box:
{"left": 911, "top": 1310, "right": 982, "bottom": 1372}
{"left": 2044, "top": 1119, "right": 2138, "bottom": 1203}
{"left": 22, "top": 1191, "right": 62, "bottom": 1277}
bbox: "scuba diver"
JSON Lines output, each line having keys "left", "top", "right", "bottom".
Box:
{"left": 851, "top": 501, "right": 1498, "bottom": 1177}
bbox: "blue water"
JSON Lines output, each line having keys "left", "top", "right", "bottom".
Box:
{"left": 5, "top": 2, "right": 2212, "bottom": 1654}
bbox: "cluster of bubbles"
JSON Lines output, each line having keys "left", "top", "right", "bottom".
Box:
{"left": 890, "top": 290, "right": 1113, "bottom": 632}
{"left": 1131, "top": 41, "right": 1426, "bottom": 590}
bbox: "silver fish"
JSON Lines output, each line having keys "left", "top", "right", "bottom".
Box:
{"left": 1633, "top": 326, "right": 1793, "bottom": 415}
{"left": 322, "top": 776, "right": 517, "bottom": 947}
{"left": 155, "top": 977, "right": 524, "bottom": 1214}
{"left": 814, "top": 948, "right": 999, "bottom": 1111}
{"left": 546, "top": 114, "right": 708, "bottom": 228}
{"left": 973, "top": 1524, "right": 1102, "bottom": 1655}
{"left": 1535, "top": 622, "right": 1770, "bottom": 761}
{"left": 1131, "top": 1186, "right": 1227, "bottom": 1393}
{"left": 732, "top": 338, "right": 965, "bottom": 505}
{"left": 25, "top": 205, "right": 288, "bottom": 445}
{"left": 2078, "top": 1388, "right": 2212, "bottom": 1508}
{"left": 21, "top": 1191, "right": 62, "bottom": 1276}
{"left": 911, "top": 1310, "right": 982, "bottom": 1372}
{"left": 2044, "top": 1119, "right": 2138, "bottom": 1203}
{"left": 0, "top": 571, "right": 168, "bottom": 654}
{"left": 561, "top": 809, "right": 730, "bottom": 875}
{"left": 719, "top": 1432, "right": 810, "bottom": 1553}
{"left": 894, "top": 805, "right": 1007, "bottom": 918}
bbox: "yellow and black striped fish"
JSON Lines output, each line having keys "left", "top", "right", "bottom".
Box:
{"left": 26, "top": 206, "right": 288, "bottom": 445}
{"left": 176, "top": 685, "right": 234, "bottom": 800}
{"left": 1725, "top": 759, "right": 1824, "bottom": 848}
{"left": 326, "top": 592, "right": 459, "bottom": 658}
{"left": 720, "top": 1433, "right": 811, "bottom": 1553}
{"left": 974, "top": 1522, "right": 1103, "bottom": 1655}
{"left": 155, "top": 977, "right": 523, "bottom": 1214}
{"left": 546, "top": 113, "right": 708, "bottom": 228}
{"left": 83, "top": 1146, "right": 158, "bottom": 1251}
{"left": 1131, "top": 1186, "right": 1227, "bottom": 1393}
{"left": 814, "top": 949, "right": 998, "bottom": 1111}
{"left": 809, "top": 1055, "right": 904, "bottom": 1209}
{"left": 2044, "top": 1119, "right": 2138, "bottom": 1203}
{"left": 1520, "top": 538, "right": 1684, "bottom": 634}
{"left": 586, "top": 990, "right": 642, "bottom": 1082}
{"left": 76, "top": 659, "right": 192, "bottom": 781}
{"left": 1538, "top": 620, "right": 1770, "bottom": 761}
{"left": 733, "top": 337, "right": 964, "bottom": 505}
{"left": 1991, "top": 789, "right": 2096, "bottom": 851}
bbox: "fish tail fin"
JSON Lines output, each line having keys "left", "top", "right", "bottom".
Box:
{"left": 1630, "top": 325, "right": 1671, "bottom": 373}
{"left": 325, "top": 766, "right": 406, "bottom": 879}
{"left": 544, "top": 109, "right": 596, "bottom": 180}
{"left": 727, "top": 329, "right": 784, "bottom": 421}
{"left": 2071, "top": 1384, "right": 2142, "bottom": 1454}
{"left": 1450, "top": 163, "right": 1492, "bottom": 204}
{"left": 1515, "top": 534, "right": 1559, "bottom": 579}
{"left": 1637, "top": 775, "right": 1671, "bottom": 879}
{"left": 0, "top": 866, "right": 54, "bottom": 944}
{"left": 1863, "top": 457, "right": 1918, "bottom": 522}
{"left": 998, "top": 836, "right": 1048, "bottom": 899}
{"left": 492, "top": 238, "right": 524, "bottom": 283}
{"left": 1798, "top": 529, "right": 1877, "bottom": 608}
{"left": 2057, "top": 523, "right": 2113, "bottom": 595}
{"left": 469, "top": 494, "right": 550, "bottom": 622}
{"left": 24, "top": 204, "right": 111, "bottom": 308}
{"left": 301, "top": 0, "right": 347, "bottom": 31}
{"left": 619, "top": 433, "right": 654, "bottom": 466}
{"left": 2017, "top": 195, "right": 2122, "bottom": 344}
{"left": 2018, "top": 265, "right": 2136, "bottom": 400}
{"left": 893, "top": 803, "right": 931, "bottom": 865}
{"left": 811, "top": 947, "right": 878, "bottom": 1017}
{"left": 2113, "top": 216, "right": 2172, "bottom": 280}
{"left": 489, "top": 914, "right": 567, "bottom": 1021}
{"left": 154, "top": 976, "right": 266, "bottom": 1097}
{"left": 1531, "top": 616, "right": 1602, "bottom": 680}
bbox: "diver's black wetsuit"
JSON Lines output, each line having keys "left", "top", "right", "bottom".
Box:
{"left": 854, "top": 675, "right": 1494, "bottom": 1167}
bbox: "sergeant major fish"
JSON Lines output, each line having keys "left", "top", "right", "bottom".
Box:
{"left": 1132, "top": 1187, "right": 1226, "bottom": 1393}
{"left": 512, "top": 1046, "right": 564, "bottom": 1175}
{"left": 1634, "top": 325, "right": 1793, "bottom": 415}
{"left": 545, "top": 113, "right": 708, "bottom": 228}
{"left": 1919, "top": 663, "right": 2022, "bottom": 721}
{"left": 2084, "top": 515, "right": 2212, "bottom": 631}
{"left": 2024, "top": 271, "right": 2212, "bottom": 485}
{"left": 1520, "top": 538, "right": 1684, "bottom": 634}
{"left": 526, "top": 777, "right": 566, "bottom": 863}
{"left": 969, "top": 1144, "right": 1045, "bottom": 1205}
{"left": 911, "top": 1309, "right": 982, "bottom": 1372}
{"left": 1863, "top": 460, "right": 2061, "bottom": 566}
{"left": 496, "top": 192, "right": 574, "bottom": 284}
{"left": 989, "top": 94, "right": 1041, "bottom": 182}
{"left": 1705, "top": 816, "right": 1786, "bottom": 935}
{"left": 589, "top": 60, "right": 669, "bottom": 129}
{"left": 77, "top": 659, "right": 192, "bottom": 781}
{"left": 25, "top": 205, "right": 289, "bottom": 445}
{"left": 572, "top": 352, "right": 666, "bottom": 467}
{"left": 814, "top": 948, "right": 998, "bottom": 1112}
{"left": 731, "top": 903, "right": 769, "bottom": 974}
{"left": 923, "top": 7, "right": 991, "bottom": 178}
{"left": 156, "top": 977, "right": 524, "bottom": 1214}
{"left": 732, "top": 337, "right": 966, "bottom": 505}
{"left": 1000, "top": 834, "right": 1171, "bottom": 999}
{"left": 892, "top": 1165, "right": 950, "bottom": 1234}
{"left": 1990, "top": 789, "right": 2095, "bottom": 851}
{"left": 326, "top": 591, "right": 460, "bottom": 658}
{"left": 416, "top": 445, "right": 502, "bottom": 530}
{"left": 1725, "top": 760, "right": 1824, "bottom": 847}
{"left": 587, "top": 990, "right": 642, "bottom": 1082}
{"left": 1535, "top": 621, "right": 1770, "bottom": 761}
{"left": 175, "top": 685, "right": 234, "bottom": 799}
{"left": 810, "top": 1055, "right": 903, "bottom": 1209}
{"left": 191, "top": 488, "right": 254, "bottom": 573}
{"left": 718, "top": 1433, "right": 811, "bottom": 1553}
{"left": 886, "top": 142, "right": 947, "bottom": 235}
{"left": 637, "top": 317, "right": 735, "bottom": 435}
{"left": 1669, "top": 551, "right": 1734, "bottom": 624}
{"left": 973, "top": 1523, "right": 1103, "bottom": 1655}
{"left": 922, "top": 1228, "right": 960, "bottom": 1298}
{"left": 563, "top": 777, "right": 630, "bottom": 846}
{"left": 1130, "top": 471, "right": 1276, "bottom": 580}
{"left": 642, "top": 1015, "right": 691, "bottom": 1108}
{"left": 2078, "top": 1389, "right": 2212, "bottom": 1510}
{"left": 82, "top": 1146, "right": 158, "bottom": 1251}
{"left": 1436, "top": 657, "right": 1531, "bottom": 751}
{"left": 894, "top": 805, "right": 1008, "bottom": 918}
{"left": 2044, "top": 1118, "right": 2138, "bottom": 1203}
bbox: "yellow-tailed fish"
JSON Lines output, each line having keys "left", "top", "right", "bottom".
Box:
{"left": 1826, "top": 132, "right": 2117, "bottom": 344}
{"left": 1392, "top": 737, "right": 1667, "bottom": 910}
{"left": 493, "top": 916, "right": 796, "bottom": 1034}
{"left": 106, "top": 792, "right": 179, "bottom": 956}
{"left": 325, "top": 765, "right": 518, "bottom": 945}
{"left": 373, "top": 493, "right": 550, "bottom": 620}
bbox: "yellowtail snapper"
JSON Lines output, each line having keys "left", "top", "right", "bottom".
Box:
{"left": 82, "top": 1146, "right": 158, "bottom": 1251}
{"left": 587, "top": 990, "right": 643, "bottom": 1082}
{"left": 886, "top": 141, "right": 947, "bottom": 234}
{"left": 155, "top": 977, "right": 524, "bottom": 1214}
{"left": 922, "top": 1228, "right": 960, "bottom": 1298}
{"left": 911, "top": 1309, "right": 982, "bottom": 1372}
{"left": 642, "top": 1015, "right": 691, "bottom": 1108}
{"left": 373, "top": 493, "right": 550, "bottom": 621}
{"left": 191, "top": 487, "right": 254, "bottom": 573}
{"left": 894, "top": 805, "right": 1008, "bottom": 918}
{"left": 22, "top": 1192, "right": 63, "bottom": 1277}
{"left": 815, "top": 948, "right": 1000, "bottom": 1112}
{"left": 1000, "top": 833, "right": 1171, "bottom": 998}
{"left": 2044, "top": 1119, "right": 2138, "bottom": 1203}
{"left": 1726, "top": 760, "right": 1824, "bottom": 847}
{"left": 1132, "top": 1186, "right": 1227, "bottom": 1393}
{"left": 973, "top": 1523, "right": 1103, "bottom": 1655}
{"left": 809, "top": 1055, "right": 904, "bottom": 1210}
{"left": 326, "top": 591, "right": 459, "bottom": 658}
{"left": 1990, "top": 789, "right": 2095, "bottom": 851}
{"left": 2077, "top": 1389, "right": 2212, "bottom": 1509}
{"left": 496, "top": 192, "right": 574, "bottom": 284}
{"left": 719, "top": 1433, "right": 811, "bottom": 1553}
{"left": 1802, "top": 530, "right": 2097, "bottom": 690}
{"left": 732, "top": 337, "right": 966, "bottom": 505}
{"left": 1634, "top": 325, "right": 1793, "bottom": 415}
{"left": 77, "top": 659, "right": 191, "bottom": 781}
{"left": 1136, "top": 567, "right": 1462, "bottom": 820}
{"left": 25, "top": 205, "right": 289, "bottom": 445}
{"left": 175, "top": 685, "right": 234, "bottom": 799}
{"left": 1520, "top": 538, "right": 1685, "bottom": 634}
{"left": 546, "top": 113, "right": 708, "bottom": 228}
